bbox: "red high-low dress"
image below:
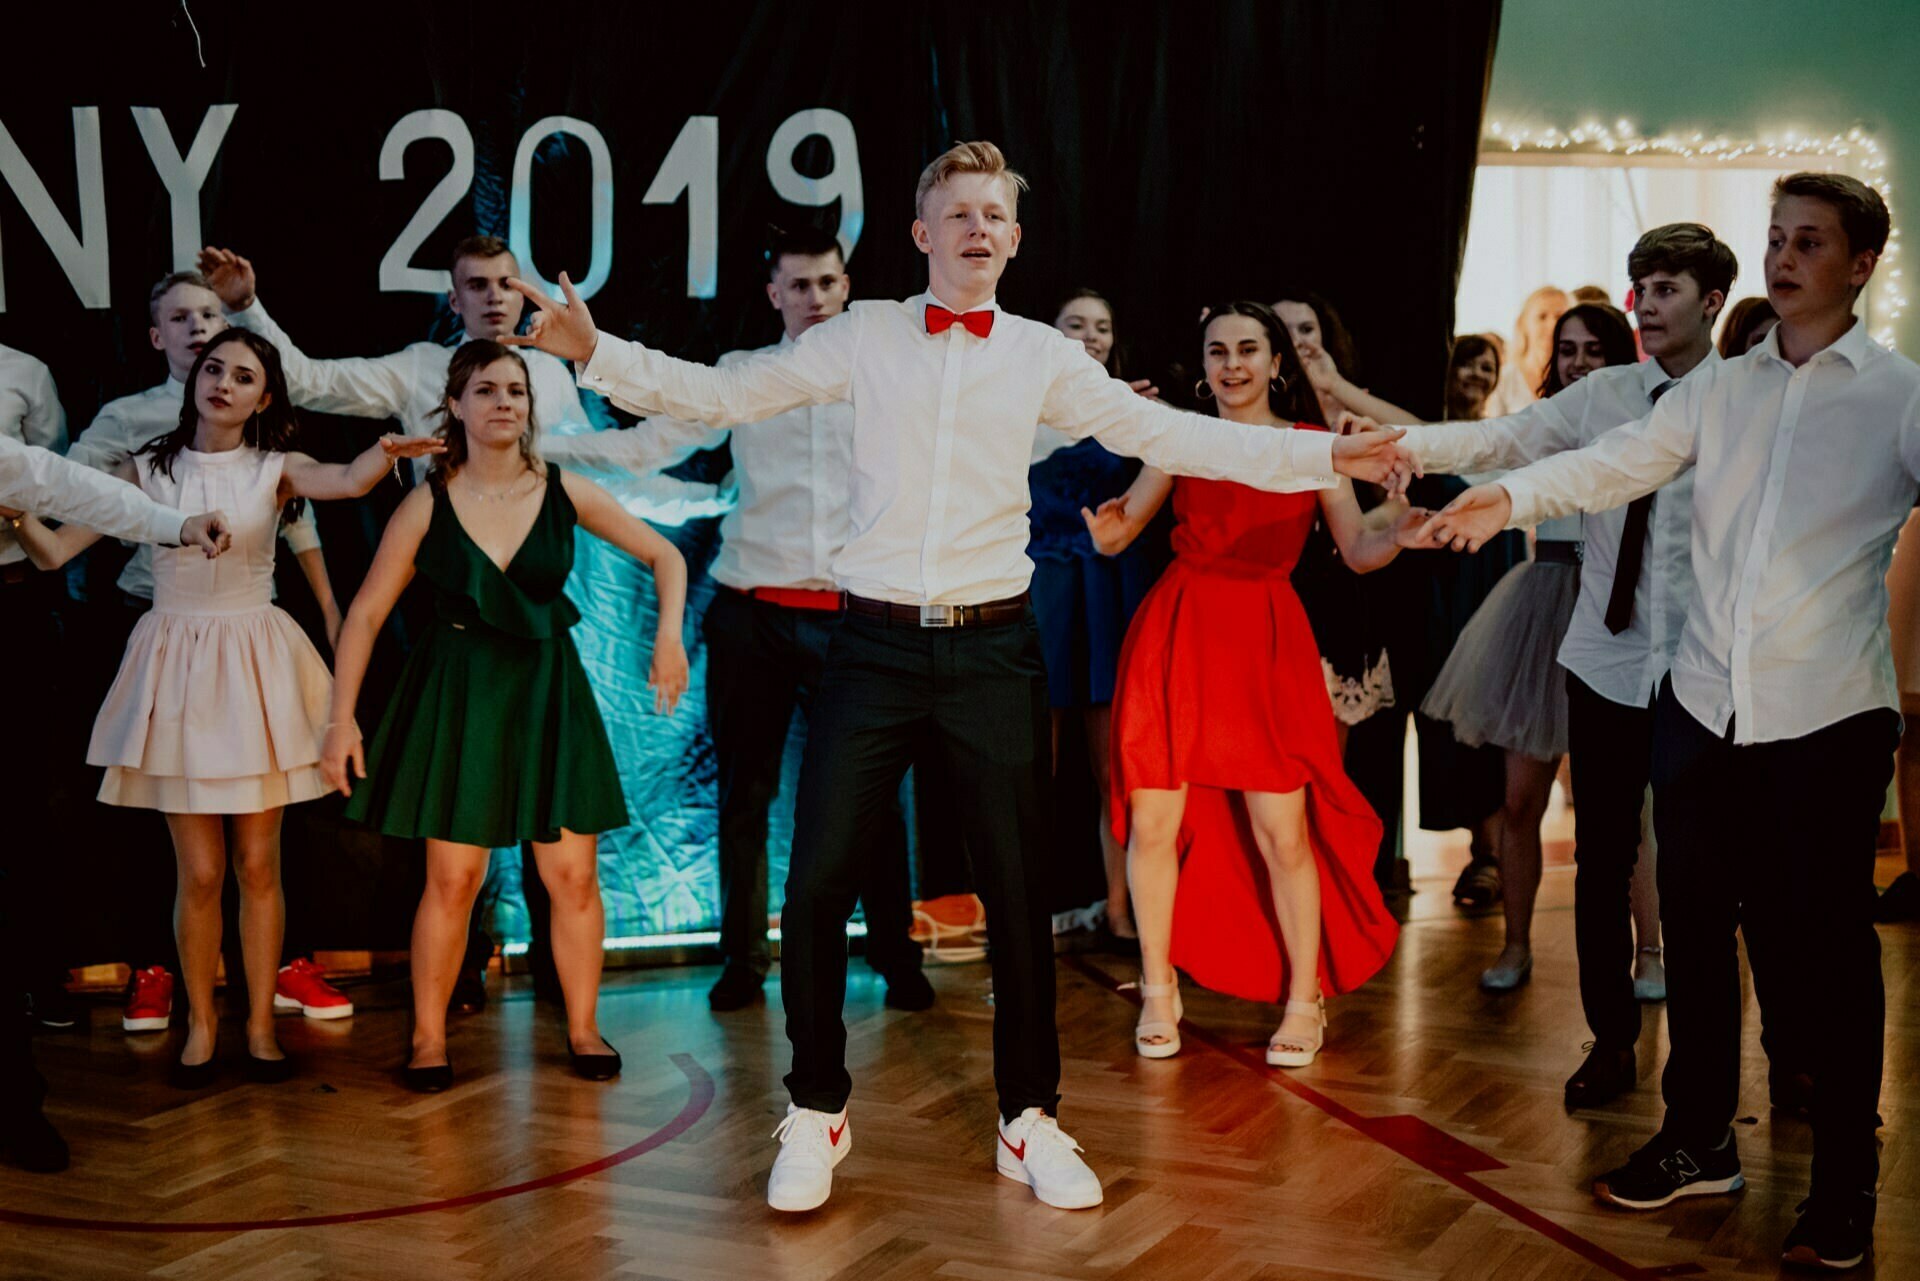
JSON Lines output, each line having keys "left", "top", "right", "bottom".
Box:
{"left": 1109, "top": 469, "right": 1398, "bottom": 1003}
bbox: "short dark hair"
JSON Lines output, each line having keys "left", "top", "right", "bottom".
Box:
{"left": 450, "top": 234, "right": 514, "bottom": 279}
{"left": 1771, "top": 172, "right": 1891, "bottom": 256}
{"left": 1627, "top": 223, "right": 1738, "bottom": 299}
{"left": 148, "top": 270, "right": 213, "bottom": 326}
{"left": 765, "top": 225, "right": 845, "bottom": 279}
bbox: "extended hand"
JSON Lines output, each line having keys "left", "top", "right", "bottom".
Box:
{"left": 1418, "top": 483, "right": 1513, "bottom": 552}
{"left": 379, "top": 434, "right": 448, "bottom": 460}
{"left": 1331, "top": 427, "right": 1419, "bottom": 495}
{"left": 1389, "top": 506, "right": 1441, "bottom": 548}
{"left": 1126, "top": 377, "right": 1162, "bottom": 402}
{"left": 196, "top": 246, "right": 257, "bottom": 311}
{"left": 504, "top": 272, "right": 599, "bottom": 364}
{"left": 320, "top": 723, "right": 365, "bottom": 797}
{"left": 178, "top": 510, "right": 233, "bottom": 558}
{"left": 1079, "top": 496, "right": 1136, "bottom": 556}
{"left": 1299, "top": 342, "right": 1341, "bottom": 393}
{"left": 650, "top": 638, "right": 690, "bottom": 715}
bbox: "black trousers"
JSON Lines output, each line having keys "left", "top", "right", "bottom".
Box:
{"left": 704, "top": 589, "right": 918, "bottom": 979}
{"left": 1650, "top": 682, "right": 1896, "bottom": 1194}
{"left": 782, "top": 610, "right": 1056, "bottom": 1121}
{"left": 1566, "top": 674, "right": 1654, "bottom": 1051}
{"left": 1, "top": 575, "right": 73, "bottom": 1003}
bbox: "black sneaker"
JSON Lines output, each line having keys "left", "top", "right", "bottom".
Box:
{"left": 1782, "top": 1192, "right": 1874, "bottom": 1271}
{"left": 24, "top": 987, "right": 77, "bottom": 1030}
{"left": 1873, "top": 870, "right": 1920, "bottom": 923}
{"left": 1593, "top": 1130, "right": 1744, "bottom": 1209}
{"left": 707, "top": 963, "right": 765, "bottom": 1012}
{"left": 882, "top": 967, "right": 935, "bottom": 1012}
{"left": 1564, "top": 1042, "right": 1637, "bottom": 1110}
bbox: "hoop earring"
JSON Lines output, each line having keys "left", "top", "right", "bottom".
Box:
{"left": 1193, "top": 379, "right": 1214, "bottom": 401}
{"left": 1270, "top": 374, "right": 1290, "bottom": 395}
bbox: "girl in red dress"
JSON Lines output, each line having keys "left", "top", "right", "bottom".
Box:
{"left": 1085, "top": 302, "right": 1428, "bottom": 1067}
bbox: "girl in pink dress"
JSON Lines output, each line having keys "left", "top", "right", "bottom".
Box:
{"left": 15, "top": 329, "right": 440, "bottom": 1085}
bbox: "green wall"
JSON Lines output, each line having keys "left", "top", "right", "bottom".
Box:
{"left": 1486, "top": 0, "right": 1920, "bottom": 350}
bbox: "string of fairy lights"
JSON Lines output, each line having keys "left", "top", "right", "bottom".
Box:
{"left": 1484, "top": 119, "right": 1905, "bottom": 348}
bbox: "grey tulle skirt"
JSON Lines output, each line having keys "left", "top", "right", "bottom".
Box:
{"left": 1420, "top": 557, "right": 1580, "bottom": 761}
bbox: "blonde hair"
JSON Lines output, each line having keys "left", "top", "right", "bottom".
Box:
{"left": 914, "top": 140, "right": 1028, "bottom": 219}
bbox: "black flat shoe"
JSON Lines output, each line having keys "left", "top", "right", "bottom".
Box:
{"left": 882, "top": 967, "right": 936, "bottom": 1012}
{"left": 169, "top": 1055, "right": 218, "bottom": 1090}
{"left": 706, "top": 964, "right": 765, "bottom": 1012}
{"left": 1564, "top": 1043, "right": 1636, "bottom": 1110}
{"left": 245, "top": 1053, "right": 294, "bottom": 1084}
{"left": 402, "top": 1060, "right": 453, "bottom": 1093}
{"left": 568, "top": 1038, "right": 622, "bottom": 1081}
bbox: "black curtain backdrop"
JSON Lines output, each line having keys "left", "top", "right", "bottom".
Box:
{"left": 1, "top": 0, "right": 1500, "bottom": 952}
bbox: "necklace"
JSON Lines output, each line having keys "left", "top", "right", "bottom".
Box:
{"left": 459, "top": 471, "right": 535, "bottom": 503}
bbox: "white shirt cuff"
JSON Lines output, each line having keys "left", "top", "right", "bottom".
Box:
{"left": 149, "top": 510, "right": 184, "bottom": 547}
{"left": 1294, "top": 429, "right": 1336, "bottom": 484}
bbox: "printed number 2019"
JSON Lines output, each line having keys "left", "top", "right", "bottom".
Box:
{"left": 378, "top": 108, "right": 864, "bottom": 301}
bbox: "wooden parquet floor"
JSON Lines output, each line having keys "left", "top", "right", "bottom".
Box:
{"left": 3, "top": 853, "right": 1916, "bottom": 1281}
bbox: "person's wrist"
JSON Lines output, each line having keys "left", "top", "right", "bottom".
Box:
{"left": 229, "top": 292, "right": 256, "bottom": 313}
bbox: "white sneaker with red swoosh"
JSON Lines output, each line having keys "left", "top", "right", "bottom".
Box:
{"left": 996, "top": 1108, "right": 1104, "bottom": 1209}
{"left": 767, "top": 1104, "right": 849, "bottom": 1212}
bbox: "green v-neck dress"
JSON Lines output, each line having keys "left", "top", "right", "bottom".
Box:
{"left": 344, "top": 468, "right": 629, "bottom": 846}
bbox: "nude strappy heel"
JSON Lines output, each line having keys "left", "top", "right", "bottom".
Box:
{"left": 1124, "top": 976, "right": 1183, "bottom": 1059}
{"left": 1266, "top": 997, "right": 1326, "bottom": 1068}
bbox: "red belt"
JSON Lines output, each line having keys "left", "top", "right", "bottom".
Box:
{"left": 737, "top": 585, "right": 845, "bottom": 612}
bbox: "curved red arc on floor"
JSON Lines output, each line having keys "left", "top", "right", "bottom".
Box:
{"left": 0, "top": 1052, "right": 715, "bottom": 1234}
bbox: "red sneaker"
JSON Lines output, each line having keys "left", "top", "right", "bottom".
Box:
{"left": 122, "top": 965, "right": 173, "bottom": 1033}
{"left": 273, "top": 957, "right": 354, "bottom": 1020}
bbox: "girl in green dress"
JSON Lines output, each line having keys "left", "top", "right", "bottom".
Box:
{"left": 322, "top": 340, "right": 689, "bottom": 1091}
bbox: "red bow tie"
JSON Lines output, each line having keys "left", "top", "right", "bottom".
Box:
{"left": 925, "top": 304, "right": 994, "bottom": 339}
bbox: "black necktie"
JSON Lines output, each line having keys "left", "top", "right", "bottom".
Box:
{"left": 1603, "top": 378, "right": 1677, "bottom": 634}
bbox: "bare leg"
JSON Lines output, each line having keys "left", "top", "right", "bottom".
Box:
{"left": 1126, "top": 785, "right": 1189, "bottom": 1044}
{"left": 1084, "top": 704, "right": 1133, "bottom": 938}
{"left": 1489, "top": 751, "right": 1560, "bottom": 974}
{"left": 227, "top": 809, "right": 287, "bottom": 1060}
{"left": 528, "top": 829, "right": 607, "bottom": 1054}
{"left": 410, "top": 840, "right": 490, "bottom": 1070}
{"left": 1245, "top": 789, "right": 1321, "bottom": 1047}
{"left": 165, "top": 813, "right": 227, "bottom": 1067}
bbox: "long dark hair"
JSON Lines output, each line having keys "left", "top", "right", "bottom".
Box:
{"left": 136, "top": 328, "right": 300, "bottom": 479}
{"left": 427, "top": 339, "right": 542, "bottom": 489}
{"left": 1054, "top": 287, "right": 1127, "bottom": 380}
{"left": 1539, "top": 303, "right": 1638, "bottom": 398}
{"left": 1272, "top": 288, "right": 1366, "bottom": 388}
{"left": 1198, "top": 301, "right": 1323, "bottom": 426}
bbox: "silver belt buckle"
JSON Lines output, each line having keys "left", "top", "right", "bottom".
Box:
{"left": 918, "top": 603, "right": 959, "bottom": 628}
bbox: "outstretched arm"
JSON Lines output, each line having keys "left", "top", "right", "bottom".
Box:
{"left": 1081, "top": 466, "right": 1173, "bottom": 556}
{"left": 1316, "top": 482, "right": 1436, "bottom": 571}
{"left": 200, "top": 247, "right": 418, "bottom": 420}
{"left": 320, "top": 486, "right": 431, "bottom": 795}
{"left": 560, "top": 470, "right": 690, "bottom": 714}
{"left": 12, "top": 457, "right": 136, "bottom": 568}
{"left": 280, "top": 435, "right": 445, "bottom": 503}
{"left": 509, "top": 273, "right": 853, "bottom": 430}
{"left": 0, "top": 440, "right": 229, "bottom": 554}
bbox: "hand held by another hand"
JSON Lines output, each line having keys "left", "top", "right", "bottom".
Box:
{"left": 320, "top": 723, "right": 364, "bottom": 797}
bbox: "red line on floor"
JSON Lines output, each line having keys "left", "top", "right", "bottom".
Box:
{"left": 1064, "top": 956, "right": 1665, "bottom": 1281}
{"left": 0, "top": 1052, "right": 715, "bottom": 1234}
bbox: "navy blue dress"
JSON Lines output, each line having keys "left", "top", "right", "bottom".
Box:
{"left": 1027, "top": 439, "right": 1165, "bottom": 708}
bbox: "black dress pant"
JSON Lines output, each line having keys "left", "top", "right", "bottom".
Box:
{"left": 1650, "top": 681, "right": 1895, "bottom": 1194}
{"left": 782, "top": 609, "right": 1056, "bottom": 1121}
{"left": 704, "top": 590, "right": 919, "bottom": 979}
{"left": 1566, "top": 674, "right": 1654, "bottom": 1051}
{"left": 0, "top": 575, "right": 72, "bottom": 1004}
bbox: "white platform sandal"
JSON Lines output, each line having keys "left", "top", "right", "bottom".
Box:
{"left": 1266, "top": 997, "right": 1326, "bottom": 1068}
{"left": 1123, "top": 976, "right": 1183, "bottom": 1059}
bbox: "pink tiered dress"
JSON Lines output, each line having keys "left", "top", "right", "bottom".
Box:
{"left": 87, "top": 446, "right": 334, "bottom": 813}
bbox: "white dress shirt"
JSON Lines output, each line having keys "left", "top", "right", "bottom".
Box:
{"left": 67, "top": 377, "right": 322, "bottom": 599}
{"left": 578, "top": 292, "right": 1337, "bottom": 606}
{"left": 0, "top": 344, "right": 68, "bottom": 564}
{"left": 0, "top": 436, "right": 185, "bottom": 548}
{"left": 1405, "top": 354, "right": 1717, "bottom": 708}
{"left": 227, "top": 298, "right": 595, "bottom": 480}
{"left": 1497, "top": 320, "right": 1920, "bottom": 744}
{"left": 548, "top": 335, "right": 849, "bottom": 592}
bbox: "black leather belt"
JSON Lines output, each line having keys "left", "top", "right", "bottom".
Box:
{"left": 845, "top": 592, "right": 1029, "bottom": 628}
{"left": 1534, "top": 540, "right": 1582, "bottom": 564}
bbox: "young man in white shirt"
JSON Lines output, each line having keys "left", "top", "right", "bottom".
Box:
{"left": 509, "top": 140, "right": 1415, "bottom": 1214}
{"left": 1424, "top": 174, "right": 1913, "bottom": 1272}
{"left": 544, "top": 226, "right": 930, "bottom": 1015}
{"left": 66, "top": 271, "right": 352, "bottom": 1035}
{"left": 1, "top": 444, "right": 228, "bottom": 1176}
{"left": 0, "top": 344, "right": 74, "bottom": 1032}
{"left": 1364, "top": 225, "right": 1733, "bottom": 1109}
{"left": 198, "top": 235, "right": 604, "bottom": 1012}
